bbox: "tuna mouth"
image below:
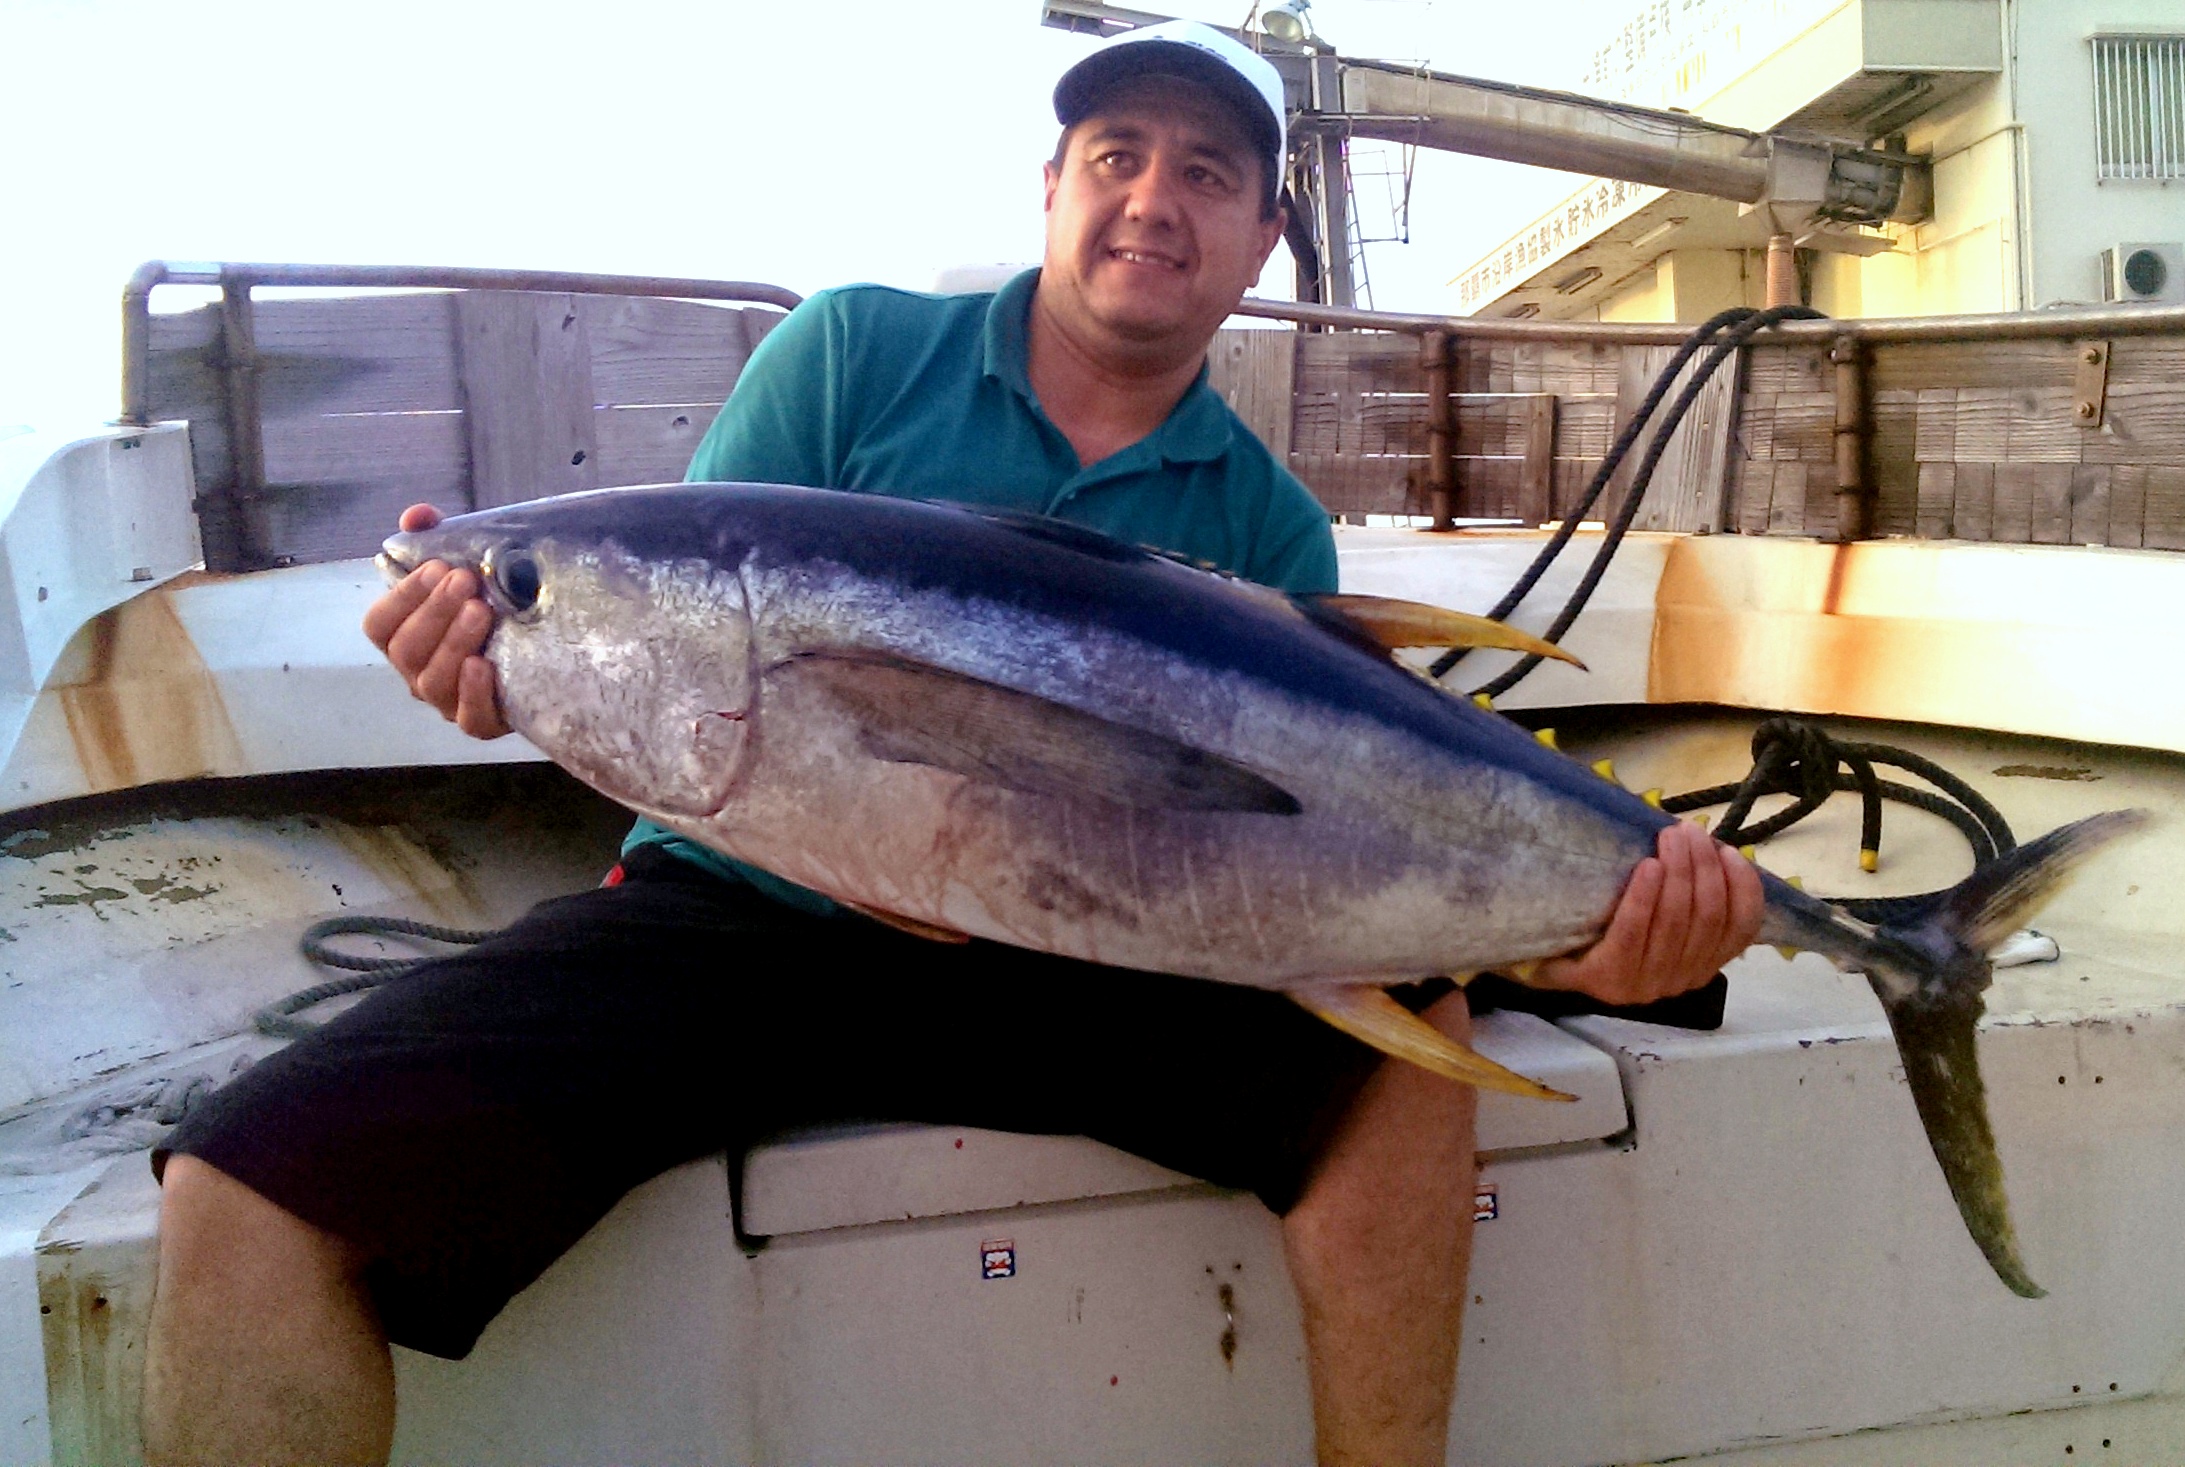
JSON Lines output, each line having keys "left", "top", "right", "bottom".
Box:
{"left": 376, "top": 533, "right": 451, "bottom": 588}
{"left": 376, "top": 542, "right": 417, "bottom": 588}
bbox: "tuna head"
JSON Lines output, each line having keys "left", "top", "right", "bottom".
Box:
{"left": 381, "top": 499, "right": 758, "bottom": 820}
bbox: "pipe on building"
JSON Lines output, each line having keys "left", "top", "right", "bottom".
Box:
{"left": 1765, "top": 235, "right": 1801, "bottom": 310}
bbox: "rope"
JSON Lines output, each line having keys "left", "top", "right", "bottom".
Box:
{"left": 256, "top": 915, "right": 497, "bottom": 1038}
{"left": 1393, "top": 309, "right": 2020, "bottom": 897}
{"left": 1658, "top": 716, "right": 2017, "bottom": 901}
{"left": 1430, "top": 304, "right": 1829, "bottom": 696}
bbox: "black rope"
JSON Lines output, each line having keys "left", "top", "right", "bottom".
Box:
{"left": 1401, "top": 309, "right": 2017, "bottom": 909}
{"left": 1658, "top": 716, "right": 2017, "bottom": 893}
{"left": 1430, "top": 304, "right": 1829, "bottom": 697}
{"left": 257, "top": 915, "right": 498, "bottom": 1039}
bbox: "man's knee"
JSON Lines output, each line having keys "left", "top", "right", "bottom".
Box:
{"left": 156, "top": 1155, "right": 364, "bottom": 1293}
{"left": 1420, "top": 985, "right": 1472, "bottom": 1043}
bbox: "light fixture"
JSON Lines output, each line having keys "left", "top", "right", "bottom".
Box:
{"left": 1506, "top": 302, "right": 1541, "bottom": 319}
{"left": 1552, "top": 265, "right": 1602, "bottom": 295}
{"left": 1261, "top": 0, "right": 1315, "bottom": 44}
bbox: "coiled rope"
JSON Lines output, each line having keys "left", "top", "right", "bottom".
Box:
{"left": 257, "top": 915, "right": 495, "bottom": 1038}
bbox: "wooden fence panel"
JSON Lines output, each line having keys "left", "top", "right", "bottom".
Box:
{"left": 2145, "top": 467, "right": 2185, "bottom": 550}
{"left": 454, "top": 292, "right": 602, "bottom": 509}
{"left": 1287, "top": 452, "right": 1418, "bottom": 515}
{"left": 587, "top": 298, "right": 781, "bottom": 406}
{"left": 257, "top": 412, "right": 469, "bottom": 566}
{"left": 1870, "top": 389, "right": 1919, "bottom": 537}
{"left": 1601, "top": 346, "right": 1668, "bottom": 525}
{"left": 2110, "top": 465, "right": 2148, "bottom": 548}
{"left": 594, "top": 403, "right": 724, "bottom": 488}
{"left": 153, "top": 296, "right": 467, "bottom": 418}
{"left": 2069, "top": 464, "right": 2111, "bottom": 545}
{"left": 2088, "top": 383, "right": 2185, "bottom": 465}
{"left": 144, "top": 288, "right": 783, "bottom": 566}
{"left": 1517, "top": 394, "right": 1557, "bottom": 525}
{"left": 1632, "top": 350, "right": 1741, "bottom": 534}
{"left": 1869, "top": 338, "right": 2079, "bottom": 394}
{"left": 145, "top": 300, "right": 2185, "bottom": 559}
{"left": 1207, "top": 329, "right": 1295, "bottom": 461}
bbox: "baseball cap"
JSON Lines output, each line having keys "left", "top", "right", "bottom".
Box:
{"left": 1052, "top": 20, "right": 1289, "bottom": 198}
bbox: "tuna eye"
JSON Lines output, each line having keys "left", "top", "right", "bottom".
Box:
{"left": 491, "top": 547, "right": 541, "bottom": 612}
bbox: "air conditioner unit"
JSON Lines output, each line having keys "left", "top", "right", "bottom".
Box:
{"left": 2101, "top": 243, "right": 2185, "bottom": 304}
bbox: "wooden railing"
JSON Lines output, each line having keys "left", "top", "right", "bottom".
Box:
{"left": 130, "top": 264, "right": 797, "bottom": 571}
{"left": 1209, "top": 308, "right": 2185, "bottom": 548}
{"left": 133, "top": 263, "right": 2185, "bottom": 566}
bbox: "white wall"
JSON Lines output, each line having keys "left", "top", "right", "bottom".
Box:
{"left": 2016, "top": 0, "right": 2185, "bottom": 308}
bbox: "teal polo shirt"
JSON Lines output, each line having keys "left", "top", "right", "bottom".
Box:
{"left": 622, "top": 268, "right": 1337, "bottom": 906}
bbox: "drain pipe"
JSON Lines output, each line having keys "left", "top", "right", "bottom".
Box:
{"left": 1765, "top": 234, "right": 1800, "bottom": 309}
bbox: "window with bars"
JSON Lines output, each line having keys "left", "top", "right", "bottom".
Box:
{"left": 2093, "top": 34, "right": 2185, "bottom": 181}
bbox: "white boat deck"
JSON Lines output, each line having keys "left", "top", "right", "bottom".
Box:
{"left": 2, "top": 427, "right": 2184, "bottom": 1463}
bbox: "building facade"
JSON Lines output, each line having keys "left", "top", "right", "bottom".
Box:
{"left": 1453, "top": 0, "right": 2182, "bottom": 322}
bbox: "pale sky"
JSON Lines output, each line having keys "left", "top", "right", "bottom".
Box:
{"left": 1, "top": 0, "right": 1624, "bottom": 435}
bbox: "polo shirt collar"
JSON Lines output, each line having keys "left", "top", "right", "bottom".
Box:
{"left": 985, "top": 268, "right": 1234, "bottom": 469}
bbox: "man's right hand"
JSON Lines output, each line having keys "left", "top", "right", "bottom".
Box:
{"left": 362, "top": 503, "right": 511, "bottom": 739}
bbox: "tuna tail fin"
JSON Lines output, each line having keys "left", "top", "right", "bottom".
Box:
{"left": 1872, "top": 808, "right": 2149, "bottom": 1300}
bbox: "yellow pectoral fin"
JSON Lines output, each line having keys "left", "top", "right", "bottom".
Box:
{"left": 1292, "top": 986, "right": 1576, "bottom": 1102}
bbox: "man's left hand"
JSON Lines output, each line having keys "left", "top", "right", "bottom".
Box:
{"left": 1529, "top": 822, "right": 1766, "bottom": 1007}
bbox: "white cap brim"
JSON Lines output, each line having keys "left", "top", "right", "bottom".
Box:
{"left": 1053, "top": 21, "right": 1288, "bottom": 198}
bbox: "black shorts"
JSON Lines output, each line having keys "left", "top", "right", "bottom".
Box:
{"left": 158, "top": 846, "right": 1388, "bottom": 1360}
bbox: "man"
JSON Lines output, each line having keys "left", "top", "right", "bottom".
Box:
{"left": 144, "top": 21, "right": 1764, "bottom": 1466}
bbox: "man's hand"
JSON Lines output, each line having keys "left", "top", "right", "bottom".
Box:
{"left": 1530, "top": 821, "right": 1765, "bottom": 1006}
{"left": 361, "top": 503, "right": 511, "bottom": 739}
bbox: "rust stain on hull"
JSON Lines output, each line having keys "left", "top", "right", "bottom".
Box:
{"left": 52, "top": 591, "right": 245, "bottom": 794}
{"left": 1645, "top": 536, "right": 2185, "bottom": 753}
{"left": 324, "top": 821, "right": 486, "bottom": 924}
{"left": 1820, "top": 540, "right": 1855, "bottom": 617}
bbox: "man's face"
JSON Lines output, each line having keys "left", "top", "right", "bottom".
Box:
{"left": 1041, "top": 75, "right": 1286, "bottom": 360}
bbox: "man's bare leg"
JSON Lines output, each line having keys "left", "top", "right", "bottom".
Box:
{"left": 143, "top": 1155, "right": 395, "bottom": 1467}
{"left": 1283, "top": 988, "right": 1476, "bottom": 1467}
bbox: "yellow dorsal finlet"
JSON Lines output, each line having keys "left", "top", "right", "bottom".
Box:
{"left": 1534, "top": 728, "right": 1558, "bottom": 751}
{"left": 1641, "top": 788, "right": 1664, "bottom": 808}
{"left": 1472, "top": 692, "right": 1495, "bottom": 711}
{"left": 1591, "top": 758, "right": 1617, "bottom": 782}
